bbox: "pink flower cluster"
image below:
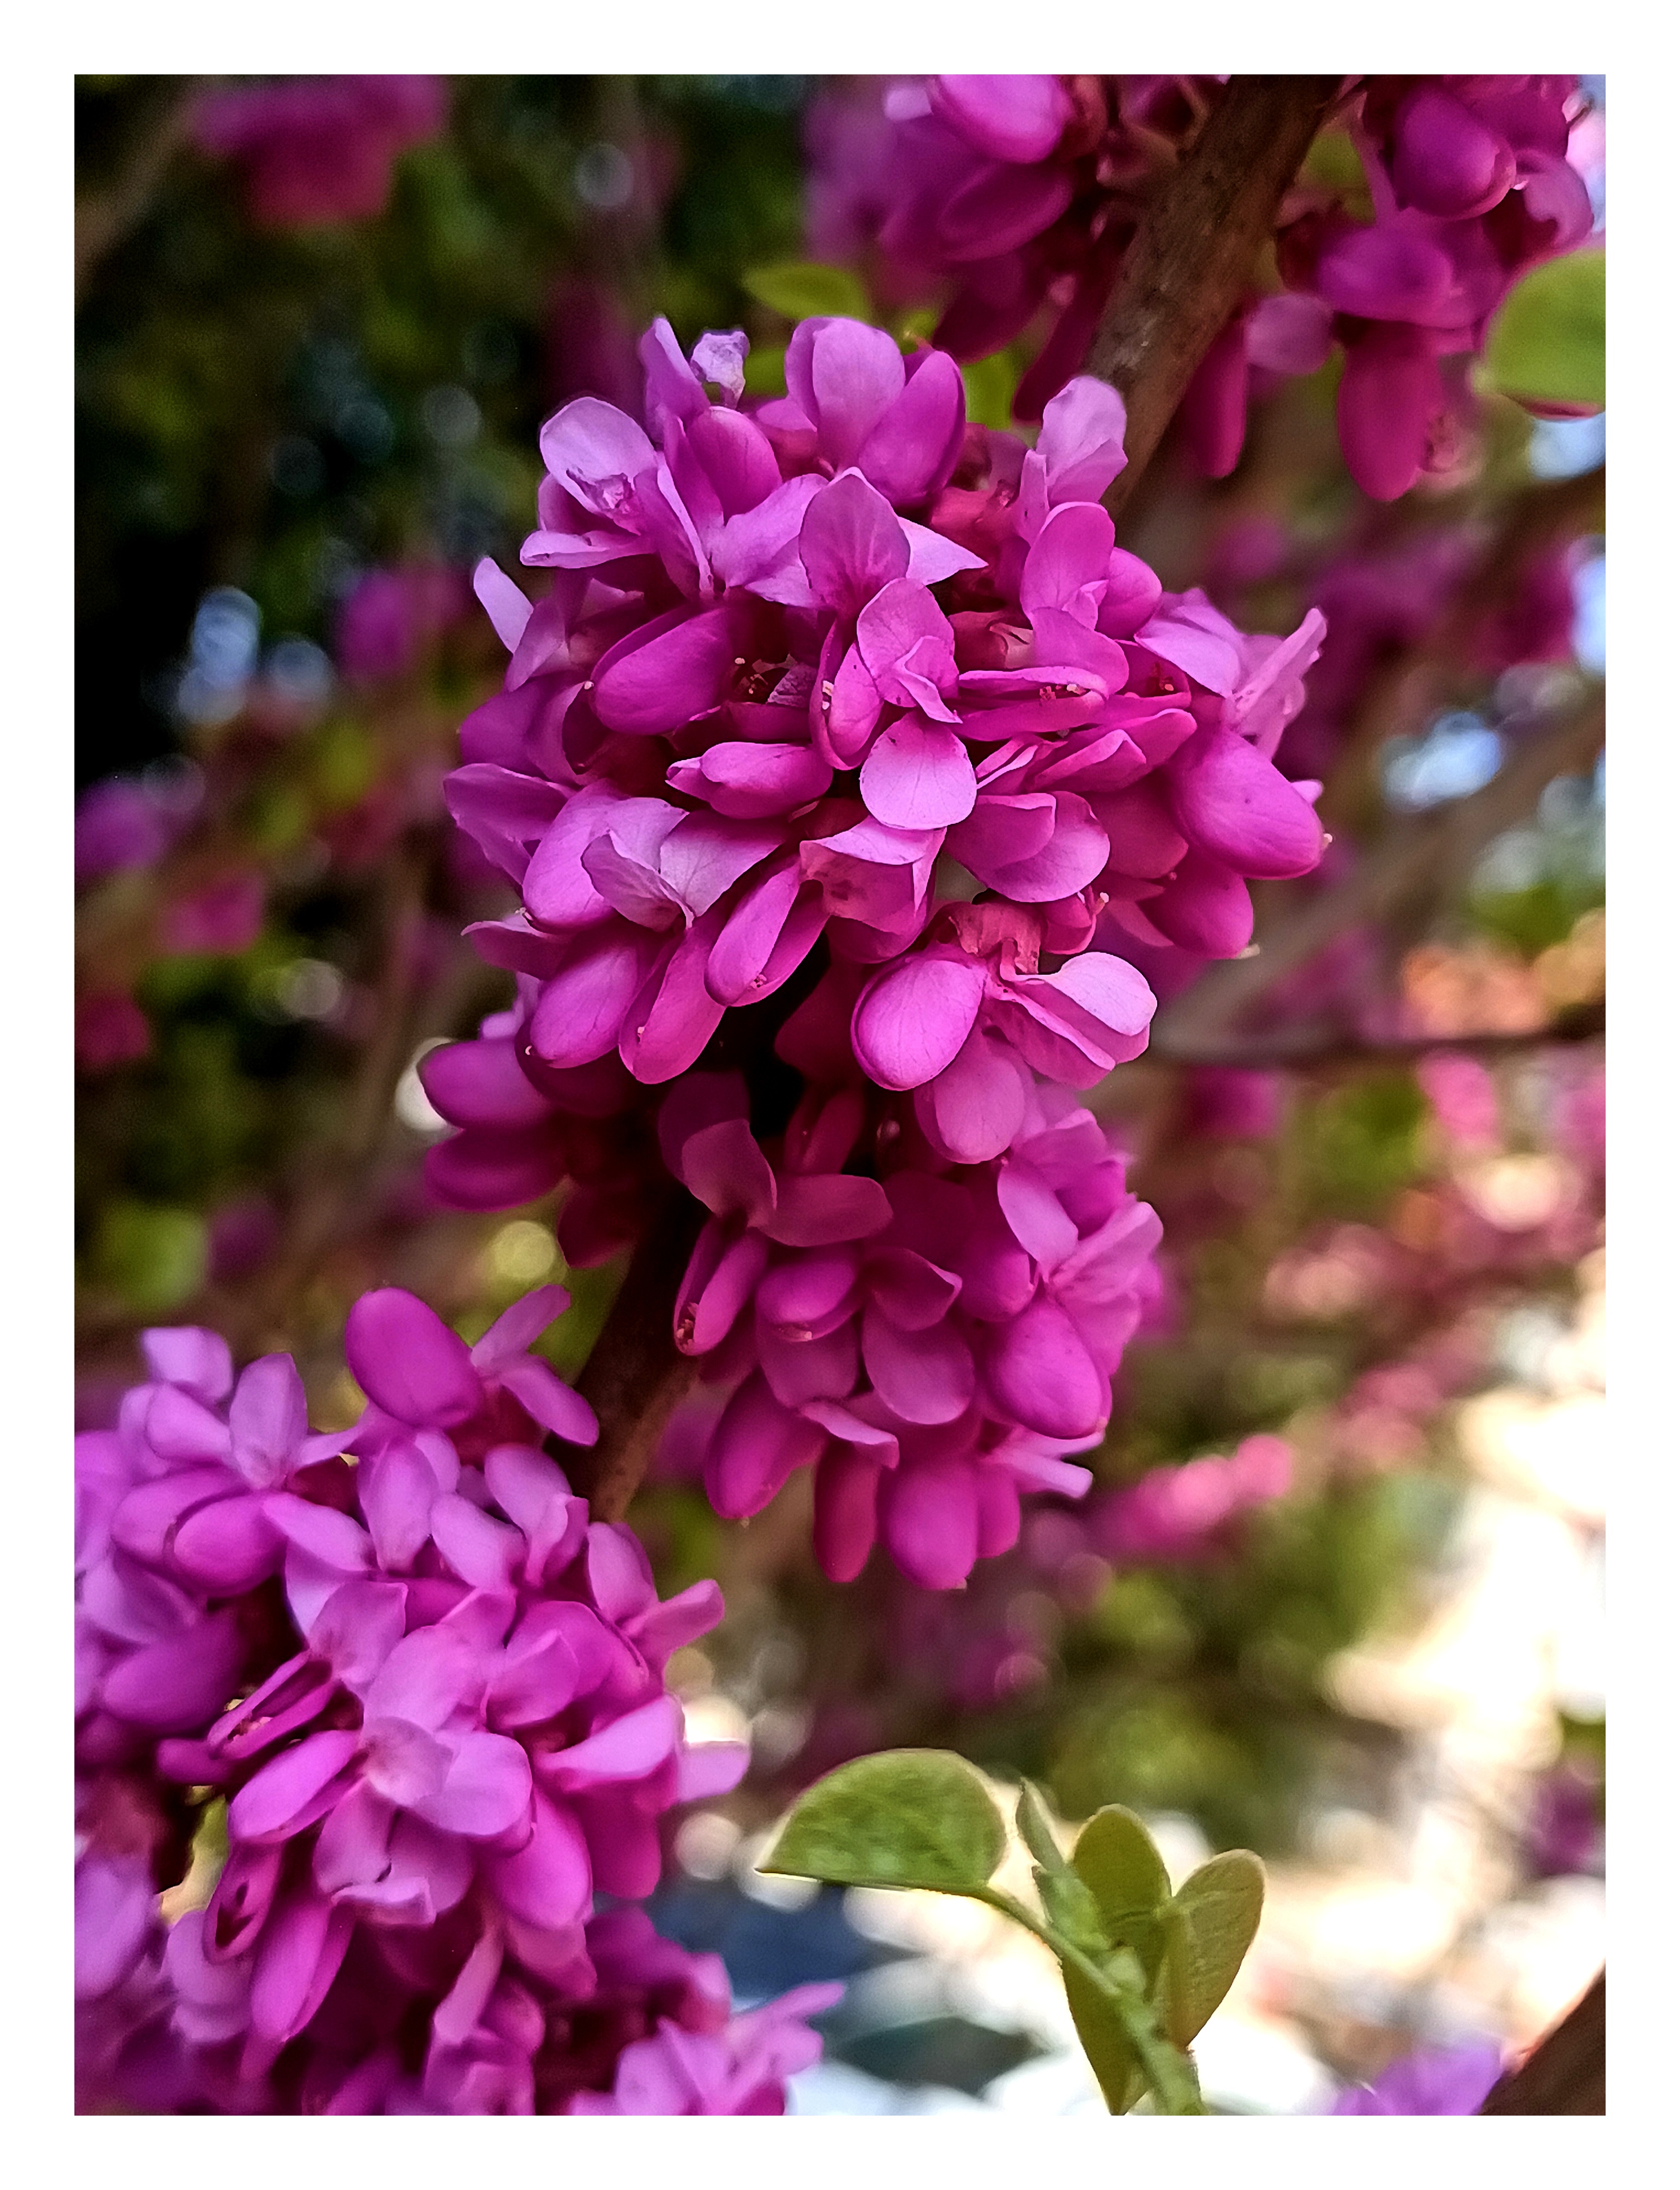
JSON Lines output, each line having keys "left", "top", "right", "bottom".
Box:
{"left": 665, "top": 1066, "right": 1163, "bottom": 1590}
{"left": 75, "top": 1296, "right": 835, "bottom": 2113}
{"left": 809, "top": 76, "right": 1597, "bottom": 497}
{"left": 1091, "top": 1434, "right": 1293, "bottom": 1565}
{"left": 191, "top": 76, "right": 449, "bottom": 230}
{"left": 428, "top": 308, "right": 1327, "bottom": 1584}
{"left": 807, "top": 75, "right": 1222, "bottom": 422}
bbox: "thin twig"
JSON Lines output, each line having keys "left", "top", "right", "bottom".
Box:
{"left": 571, "top": 1187, "right": 706, "bottom": 1523}
{"left": 1149, "top": 1003, "right": 1603, "bottom": 1072}
{"left": 1151, "top": 695, "right": 1606, "bottom": 1061}
{"left": 1086, "top": 76, "right": 1343, "bottom": 519}
{"left": 76, "top": 79, "right": 203, "bottom": 304}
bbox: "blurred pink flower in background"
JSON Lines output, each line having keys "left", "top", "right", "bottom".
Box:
{"left": 192, "top": 77, "right": 449, "bottom": 229}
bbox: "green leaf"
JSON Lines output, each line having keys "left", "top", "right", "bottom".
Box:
{"left": 1486, "top": 247, "right": 1604, "bottom": 413}
{"left": 1160, "top": 1850, "right": 1265, "bottom": 2047}
{"left": 760, "top": 1750, "right": 1006, "bottom": 1894}
{"left": 1014, "top": 1781, "right": 1066, "bottom": 1874}
{"left": 1063, "top": 1960, "right": 1149, "bottom": 2116}
{"left": 961, "top": 350, "right": 1019, "bottom": 431}
{"left": 741, "top": 343, "right": 787, "bottom": 398}
{"left": 1016, "top": 1782, "right": 1108, "bottom": 1951}
{"left": 1071, "top": 1806, "right": 1171, "bottom": 1939}
{"left": 742, "top": 261, "right": 875, "bottom": 326}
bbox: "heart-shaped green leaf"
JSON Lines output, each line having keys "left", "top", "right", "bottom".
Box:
{"left": 1071, "top": 1806, "right": 1171, "bottom": 1940}
{"left": 742, "top": 261, "right": 875, "bottom": 327}
{"left": 1486, "top": 247, "right": 1605, "bottom": 413}
{"left": 759, "top": 1749, "right": 1006, "bottom": 1894}
{"left": 1160, "top": 1850, "right": 1265, "bottom": 2047}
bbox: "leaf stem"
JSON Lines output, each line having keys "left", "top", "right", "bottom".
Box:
{"left": 977, "top": 1887, "right": 1205, "bottom": 2116}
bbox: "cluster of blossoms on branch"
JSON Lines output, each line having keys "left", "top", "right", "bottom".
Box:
{"left": 809, "top": 74, "right": 1597, "bottom": 496}
{"left": 76, "top": 1293, "right": 835, "bottom": 2113}
{"left": 428, "top": 308, "right": 1329, "bottom": 1585}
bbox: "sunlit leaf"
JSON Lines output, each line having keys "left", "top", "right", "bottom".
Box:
{"left": 760, "top": 1749, "right": 1006, "bottom": 1893}
{"left": 1071, "top": 1805, "right": 1171, "bottom": 1938}
{"left": 1160, "top": 1849, "right": 1265, "bottom": 2046}
{"left": 1486, "top": 248, "right": 1604, "bottom": 414}
{"left": 742, "top": 261, "right": 875, "bottom": 326}
{"left": 1018, "top": 1783, "right": 1107, "bottom": 1950}
{"left": 961, "top": 350, "right": 1019, "bottom": 431}
{"left": 1063, "top": 1960, "right": 1149, "bottom": 2116}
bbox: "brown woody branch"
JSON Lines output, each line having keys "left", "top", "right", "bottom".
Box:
{"left": 1150, "top": 1001, "right": 1603, "bottom": 1073}
{"left": 1086, "top": 76, "right": 1344, "bottom": 518}
{"left": 1479, "top": 1971, "right": 1605, "bottom": 2114}
{"left": 571, "top": 1188, "right": 706, "bottom": 1523}
{"left": 561, "top": 77, "right": 1388, "bottom": 1526}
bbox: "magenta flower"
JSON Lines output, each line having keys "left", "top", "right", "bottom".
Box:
{"left": 442, "top": 321, "right": 1326, "bottom": 1117}
{"left": 335, "top": 565, "right": 466, "bottom": 684}
{"left": 74, "top": 1297, "right": 841, "bottom": 2115}
{"left": 807, "top": 76, "right": 1222, "bottom": 422}
{"left": 76, "top": 775, "right": 196, "bottom": 885}
{"left": 1329, "top": 2038, "right": 1506, "bottom": 2114}
{"left": 191, "top": 77, "right": 449, "bottom": 229}
{"left": 570, "top": 1979, "right": 840, "bottom": 2113}
{"left": 812, "top": 76, "right": 1597, "bottom": 495}
{"left": 1093, "top": 1435, "right": 1293, "bottom": 1564}
{"left": 662, "top": 1071, "right": 1161, "bottom": 1589}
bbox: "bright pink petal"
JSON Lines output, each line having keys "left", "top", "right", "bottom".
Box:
{"left": 483, "top": 1790, "right": 592, "bottom": 1930}
{"left": 861, "top": 1303, "right": 974, "bottom": 1425}
{"left": 860, "top": 717, "right": 977, "bottom": 829}
{"left": 985, "top": 1298, "right": 1109, "bottom": 1439}
{"left": 345, "top": 1287, "right": 483, "bottom": 1428}
{"left": 229, "top": 1730, "right": 361, "bottom": 1845}
{"left": 852, "top": 948, "right": 987, "bottom": 1090}
{"left": 880, "top": 1455, "right": 981, "bottom": 1590}
{"left": 411, "top": 1731, "right": 534, "bottom": 1838}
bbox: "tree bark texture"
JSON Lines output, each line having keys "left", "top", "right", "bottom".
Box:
{"left": 1480, "top": 1971, "right": 1606, "bottom": 2114}
{"left": 1085, "top": 76, "right": 1344, "bottom": 518}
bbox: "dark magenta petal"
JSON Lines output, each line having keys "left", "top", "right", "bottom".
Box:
{"left": 761, "top": 1173, "right": 892, "bottom": 1248}
{"left": 345, "top": 1288, "right": 483, "bottom": 1428}
{"left": 704, "top": 1374, "right": 826, "bottom": 1519}
{"left": 172, "top": 1492, "right": 284, "bottom": 1594}
{"left": 249, "top": 1887, "right": 354, "bottom": 2044}
{"left": 880, "top": 1454, "right": 981, "bottom": 1590}
{"left": 1337, "top": 324, "right": 1443, "bottom": 502}
{"left": 592, "top": 605, "right": 739, "bottom": 735}
{"left": 419, "top": 1036, "right": 556, "bottom": 1129}
{"left": 484, "top": 1791, "right": 592, "bottom": 1930}
{"left": 985, "top": 1297, "right": 1109, "bottom": 1440}
{"left": 813, "top": 1444, "right": 881, "bottom": 1584}
{"left": 937, "top": 162, "right": 1074, "bottom": 263}
{"left": 1167, "top": 726, "right": 1326, "bottom": 878}
{"left": 1393, "top": 86, "right": 1517, "bottom": 219}
{"left": 100, "top": 1608, "right": 247, "bottom": 1732}
{"left": 857, "top": 349, "right": 967, "bottom": 506}
{"left": 1140, "top": 849, "right": 1256, "bottom": 957}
